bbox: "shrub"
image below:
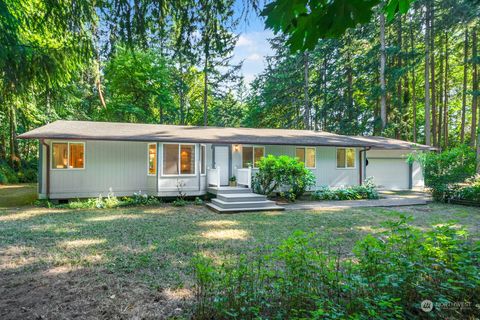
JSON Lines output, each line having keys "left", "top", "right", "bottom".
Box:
{"left": 416, "top": 145, "right": 476, "bottom": 201}
{"left": 311, "top": 178, "right": 378, "bottom": 201}
{"left": 252, "top": 155, "right": 315, "bottom": 200}
{"left": 192, "top": 216, "right": 480, "bottom": 319}
{"left": 172, "top": 198, "right": 187, "bottom": 207}
{"left": 194, "top": 197, "right": 204, "bottom": 205}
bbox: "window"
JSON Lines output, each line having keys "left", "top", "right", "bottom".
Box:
{"left": 148, "top": 143, "right": 157, "bottom": 175}
{"left": 337, "top": 148, "right": 356, "bottom": 169}
{"left": 200, "top": 145, "right": 206, "bottom": 175}
{"left": 180, "top": 145, "right": 195, "bottom": 174}
{"left": 162, "top": 143, "right": 196, "bottom": 175}
{"left": 295, "top": 147, "right": 316, "bottom": 168}
{"left": 242, "top": 146, "right": 265, "bottom": 168}
{"left": 52, "top": 142, "right": 84, "bottom": 169}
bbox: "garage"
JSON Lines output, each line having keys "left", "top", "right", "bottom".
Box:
{"left": 366, "top": 157, "right": 410, "bottom": 190}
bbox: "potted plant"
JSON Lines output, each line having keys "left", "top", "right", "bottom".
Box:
{"left": 229, "top": 176, "right": 237, "bottom": 187}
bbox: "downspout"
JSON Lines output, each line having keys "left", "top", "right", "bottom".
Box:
{"left": 359, "top": 147, "right": 371, "bottom": 185}
{"left": 40, "top": 139, "right": 50, "bottom": 199}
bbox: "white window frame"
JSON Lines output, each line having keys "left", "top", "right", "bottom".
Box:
{"left": 161, "top": 143, "right": 197, "bottom": 177}
{"left": 147, "top": 143, "right": 157, "bottom": 176}
{"left": 50, "top": 141, "right": 86, "bottom": 171}
{"left": 242, "top": 145, "right": 265, "bottom": 168}
{"left": 295, "top": 146, "right": 316, "bottom": 169}
{"left": 200, "top": 144, "right": 207, "bottom": 176}
{"left": 336, "top": 147, "right": 356, "bottom": 170}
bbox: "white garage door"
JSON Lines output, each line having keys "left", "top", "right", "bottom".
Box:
{"left": 366, "top": 158, "right": 409, "bottom": 190}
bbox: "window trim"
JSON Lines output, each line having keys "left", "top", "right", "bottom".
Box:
{"left": 50, "top": 141, "right": 86, "bottom": 171}
{"left": 161, "top": 143, "right": 197, "bottom": 177}
{"left": 295, "top": 146, "right": 316, "bottom": 169}
{"left": 200, "top": 144, "right": 207, "bottom": 176}
{"left": 147, "top": 143, "right": 157, "bottom": 176}
{"left": 241, "top": 145, "right": 265, "bottom": 168}
{"left": 336, "top": 147, "right": 356, "bottom": 170}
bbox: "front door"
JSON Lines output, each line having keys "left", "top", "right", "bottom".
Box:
{"left": 213, "top": 146, "right": 229, "bottom": 186}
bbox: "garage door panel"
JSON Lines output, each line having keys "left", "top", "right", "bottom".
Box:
{"left": 366, "top": 158, "right": 409, "bottom": 190}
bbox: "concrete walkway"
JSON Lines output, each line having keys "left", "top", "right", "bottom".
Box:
{"left": 283, "top": 191, "right": 431, "bottom": 211}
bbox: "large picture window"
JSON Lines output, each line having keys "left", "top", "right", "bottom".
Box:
{"left": 148, "top": 143, "right": 157, "bottom": 175}
{"left": 295, "top": 147, "right": 316, "bottom": 168}
{"left": 242, "top": 146, "right": 265, "bottom": 168}
{"left": 336, "top": 148, "right": 356, "bottom": 169}
{"left": 52, "top": 142, "right": 85, "bottom": 169}
{"left": 163, "top": 144, "right": 196, "bottom": 175}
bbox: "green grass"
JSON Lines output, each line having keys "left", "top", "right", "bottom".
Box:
{"left": 0, "top": 183, "right": 37, "bottom": 208}
{"left": 0, "top": 203, "right": 479, "bottom": 318}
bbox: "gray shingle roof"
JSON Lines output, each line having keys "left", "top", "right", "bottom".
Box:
{"left": 18, "top": 120, "right": 432, "bottom": 150}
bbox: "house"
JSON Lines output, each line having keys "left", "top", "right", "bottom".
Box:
{"left": 18, "top": 121, "right": 431, "bottom": 210}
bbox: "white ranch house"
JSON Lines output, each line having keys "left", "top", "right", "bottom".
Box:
{"left": 19, "top": 121, "right": 431, "bottom": 211}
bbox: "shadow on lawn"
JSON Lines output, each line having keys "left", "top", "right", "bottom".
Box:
{"left": 1, "top": 203, "right": 479, "bottom": 319}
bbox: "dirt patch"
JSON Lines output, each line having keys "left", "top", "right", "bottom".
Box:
{"left": 0, "top": 267, "right": 193, "bottom": 319}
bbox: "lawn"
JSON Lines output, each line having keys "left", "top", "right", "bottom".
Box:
{"left": 0, "top": 183, "right": 37, "bottom": 208}
{"left": 1, "top": 203, "right": 479, "bottom": 319}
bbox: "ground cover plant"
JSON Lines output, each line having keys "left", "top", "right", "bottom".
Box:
{"left": 311, "top": 177, "right": 379, "bottom": 201}
{"left": 192, "top": 216, "right": 480, "bottom": 319}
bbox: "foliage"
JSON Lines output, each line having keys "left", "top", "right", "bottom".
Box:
{"left": 172, "top": 199, "right": 188, "bottom": 207}
{"left": 311, "top": 178, "right": 379, "bottom": 201}
{"left": 229, "top": 176, "right": 236, "bottom": 182}
{"left": 262, "top": 0, "right": 415, "bottom": 52}
{"left": 192, "top": 216, "right": 480, "bottom": 319}
{"left": 418, "top": 145, "right": 476, "bottom": 200}
{"left": 252, "top": 155, "right": 316, "bottom": 200}
{"left": 194, "top": 197, "right": 204, "bottom": 205}
{"left": 36, "top": 191, "right": 161, "bottom": 209}
{"left": 0, "top": 160, "right": 37, "bottom": 184}
{"left": 103, "top": 46, "right": 176, "bottom": 123}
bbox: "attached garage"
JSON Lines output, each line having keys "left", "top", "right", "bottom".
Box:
{"left": 366, "top": 151, "right": 410, "bottom": 189}
{"left": 354, "top": 136, "right": 433, "bottom": 191}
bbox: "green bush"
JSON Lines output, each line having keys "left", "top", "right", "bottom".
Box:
{"left": 192, "top": 216, "right": 480, "bottom": 319}
{"left": 311, "top": 177, "right": 378, "bottom": 201}
{"left": 450, "top": 175, "right": 480, "bottom": 203}
{"left": 252, "top": 155, "right": 316, "bottom": 200}
{"left": 417, "top": 145, "right": 476, "bottom": 201}
{"left": 0, "top": 160, "right": 37, "bottom": 184}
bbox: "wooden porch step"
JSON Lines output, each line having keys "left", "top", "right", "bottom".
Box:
{"left": 211, "top": 198, "right": 278, "bottom": 209}
{"left": 206, "top": 202, "right": 285, "bottom": 213}
{"left": 207, "top": 186, "right": 252, "bottom": 195}
{"left": 217, "top": 193, "right": 267, "bottom": 202}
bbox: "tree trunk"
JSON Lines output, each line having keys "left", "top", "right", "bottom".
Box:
{"left": 472, "top": 28, "right": 478, "bottom": 147}
{"left": 8, "top": 102, "right": 19, "bottom": 167}
{"left": 410, "top": 18, "right": 417, "bottom": 143}
{"left": 438, "top": 33, "right": 443, "bottom": 149}
{"left": 443, "top": 32, "right": 449, "bottom": 148}
{"left": 424, "top": 3, "right": 431, "bottom": 146}
{"left": 303, "top": 51, "right": 310, "bottom": 130}
{"left": 379, "top": 12, "right": 387, "bottom": 131}
{"left": 461, "top": 28, "right": 469, "bottom": 144}
{"left": 203, "top": 47, "right": 209, "bottom": 127}
{"left": 430, "top": 0, "right": 437, "bottom": 147}
{"left": 396, "top": 16, "right": 403, "bottom": 140}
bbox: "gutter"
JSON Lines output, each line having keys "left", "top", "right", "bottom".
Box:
{"left": 40, "top": 139, "right": 50, "bottom": 199}
{"left": 359, "top": 147, "right": 371, "bottom": 185}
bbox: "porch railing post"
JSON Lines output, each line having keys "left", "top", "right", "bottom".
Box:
{"left": 217, "top": 166, "right": 221, "bottom": 187}
{"left": 248, "top": 166, "right": 252, "bottom": 189}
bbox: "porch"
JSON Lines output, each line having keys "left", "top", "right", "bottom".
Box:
{"left": 205, "top": 166, "right": 284, "bottom": 213}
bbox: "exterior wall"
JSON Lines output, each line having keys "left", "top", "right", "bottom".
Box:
{"left": 231, "top": 144, "right": 361, "bottom": 189}
{"left": 46, "top": 139, "right": 155, "bottom": 199}
{"left": 40, "top": 139, "right": 370, "bottom": 199}
{"left": 156, "top": 143, "right": 209, "bottom": 197}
